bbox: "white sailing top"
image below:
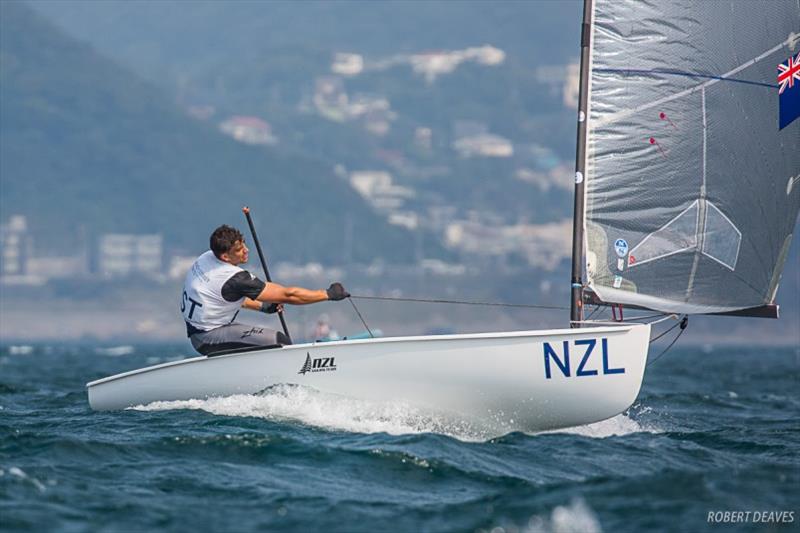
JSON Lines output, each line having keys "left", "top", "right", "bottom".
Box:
{"left": 181, "top": 250, "right": 264, "bottom": 332}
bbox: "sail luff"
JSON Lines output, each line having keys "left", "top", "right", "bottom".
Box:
{"left": 569, "top": 0, "right": 594, "bottom": 327}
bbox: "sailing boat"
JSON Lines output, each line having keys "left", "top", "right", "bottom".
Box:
{"left": 87, "top": 0, "right": 800, "bottom": 433}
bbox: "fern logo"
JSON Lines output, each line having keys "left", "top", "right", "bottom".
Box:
{"left": 298, "top": 353, "right": 313, "bottom": 375}
{"left": 298, "top": 353, "right": 337, "bottom": 375}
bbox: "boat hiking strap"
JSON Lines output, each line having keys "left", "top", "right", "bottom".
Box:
{"left": 647, "top": 315, "right": 689, "bottom": 367}
{"left": 350, "top": 295, "right": 569, "bottom": 311}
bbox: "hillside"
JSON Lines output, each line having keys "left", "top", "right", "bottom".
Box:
{"left": 0, "top": 1, "right": 427, "bottom": 263}
{"left": 28, "top": 0, "right": 583, "bottom": 228}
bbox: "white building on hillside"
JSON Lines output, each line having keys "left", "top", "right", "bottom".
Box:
{"left": 0, "top": 215, "right": 29, "bottom": 277}
{"left": 349, "top": 171, "right": 415, "bottom": 210}
{"left": 452, "top": 133, "right": 513, "bottom": 158}
{"left": 219, "top": 116, "right": 276, "bottom": 145}
{"left": 331, "top": 53, "right": 364, "bottom": 76}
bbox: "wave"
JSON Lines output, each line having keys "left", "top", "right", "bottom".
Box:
{"left": 7, "top": 346, "right": 33, "bottom": 356}
{"left": 482, "top": 498, "right": 603, "bottom": 533}
{"left": 0, "top": 466, "right": 48, "bottom": 493}
{"left": 133, "top": 385, "right": 507, "bottom": 441}
{"left": 93, "top": 346, "right": 135, "bottom": 357}
{"left": 545, "top": 407, "right": 663, "bottom": 438}
{"left": 131, "top": 386, "right": 662, "bottom": 442}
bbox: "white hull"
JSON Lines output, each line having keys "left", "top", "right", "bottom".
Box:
{"left": 87, "top": 324, "right": 651, "bottom": 433}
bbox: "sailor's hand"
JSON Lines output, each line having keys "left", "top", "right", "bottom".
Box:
{"left": 260, "top": 302, "right": 283, "bottom": 314}
{"left": 326, "top": 282, "right": 350, "bottom": 301}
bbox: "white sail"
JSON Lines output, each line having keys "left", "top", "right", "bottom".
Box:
{"left": 583, "top": 0, "right": 800, "bottom": 315}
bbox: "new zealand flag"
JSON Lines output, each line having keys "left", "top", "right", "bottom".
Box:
{"left": 778, "top": 53, "right": 800, "bottom": 129}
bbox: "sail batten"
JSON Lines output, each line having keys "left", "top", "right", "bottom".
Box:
{"left": 583, "top": 0, "right": 800, "bottom": 316}
{"left": 592, "top": 39, "right": 794, "bottom": 129}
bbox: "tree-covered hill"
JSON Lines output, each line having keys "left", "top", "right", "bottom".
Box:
{"left": 0, "top": 1, "right": 425, "bottom": 263}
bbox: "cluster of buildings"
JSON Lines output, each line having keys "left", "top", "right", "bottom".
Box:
{"left": 450, "top": 120, "right": 514, "bottom": 158}
{"left": 1, "top": 45, "right": 581, "bottom": 287}
{"left": 311, "top": 76, "right": 396, "bottom": 136}
{"left": 183, "top": 43, "right": 577, "bottom": 160}
{"left": 333, "top": 45, "right": 506, "bottom": 84}
{"left": 0, "top": 215, "right": 186, "bottom": 286}
{"left": 348, "top": 170, "right": 419, "bottom": 231}
{"left": 343, "top": 163, "right": 572, "bottom": 269}
{"left": 219, "top": 116, "right": 277, "bottom": 145}
{"left": 444, "top": 218, "right": 572, "bottom": 270}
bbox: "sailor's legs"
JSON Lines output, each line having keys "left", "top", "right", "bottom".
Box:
{"left": 190, "top": 323, "right": 291, "bottom": 356}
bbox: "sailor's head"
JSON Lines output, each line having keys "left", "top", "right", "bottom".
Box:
{"left": 210, "top": 225, "right": 249, "bottom": 265}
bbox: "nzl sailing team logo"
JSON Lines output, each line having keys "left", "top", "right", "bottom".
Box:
{"left": 298, "top": 353, "right": 337, "bottom": 375}
{"left": 778, "top": 52, "right": 800, "bottom": 129}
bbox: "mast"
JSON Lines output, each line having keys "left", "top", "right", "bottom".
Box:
{"left": 569, "top": 0, "right": 593, "bottom": 327}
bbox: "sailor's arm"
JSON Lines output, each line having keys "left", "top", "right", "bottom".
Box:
{"left": 255, "top": 282, "right": 350, "bottom": 305}
{"left": 242, "top": 298, "right": 265, "bottom": 310}
{"left": 255, "top": 283, "right": 327, "bottom": 305}
{"left": 242, "top": 297, "right": 283, "bottom": 314}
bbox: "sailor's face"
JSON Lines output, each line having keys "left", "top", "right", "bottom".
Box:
{"left": 223, "top": 240, "right": 249, "bottom": 265}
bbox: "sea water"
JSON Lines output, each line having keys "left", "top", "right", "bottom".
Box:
{"left": 0, "top": 344, "right": 797, "bottom": 532}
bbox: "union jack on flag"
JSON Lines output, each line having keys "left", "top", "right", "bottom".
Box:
{"left": 778, "top": 53, "right": 800, "bottom": 130}
{"left": 777, "top": 53, "right": 800, "bottom": 94}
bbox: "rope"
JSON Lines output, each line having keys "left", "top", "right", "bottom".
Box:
{"left": 647, "top": 316, "right": 689, "bottom": 367}
{"left": 348, "top": 298, "right": 375, "bottom": 338}
{"left": 649, "top": 315, "right": 685, "bottom": 344}
{"left": 585, "top": 305, "right": 601, "bottom": 321}
{"left": 346, "top": 293, "right": 687, "bottom": 362}
{"left": 350, "top": 294, "right": 568, "bottom": 311}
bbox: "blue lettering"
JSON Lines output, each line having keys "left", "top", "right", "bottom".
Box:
{"left": 601, "top": 338, "right": 625, "bottom": 374}
{"left": 575, "top": 339, "right": 599, "bottom": 376}
{"left": 181, "top": 291, "right": 203, "bottom": 319}
{"left": 544, "top": 341, "right": 570, "bottom": 379}
{"left": 543, "top": 338, "right": 624, "bottom": 379}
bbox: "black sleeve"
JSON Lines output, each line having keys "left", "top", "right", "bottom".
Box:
{"left": 220, "top": 271, "right": 266, "bottom": 302}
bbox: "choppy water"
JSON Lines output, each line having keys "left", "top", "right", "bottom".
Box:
{"left": 1, "top": 343, "right": 798, "bottom": 532}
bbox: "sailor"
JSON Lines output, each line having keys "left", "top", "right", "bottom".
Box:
{"left": 181, "top": 224, "right": 350, "bottom": 356}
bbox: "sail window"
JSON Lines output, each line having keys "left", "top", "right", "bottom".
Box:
{"left": 628, "top": 201, "right": 699, "bottom": 266}
{"left": 701, "top": 202, "right": 741, "bottom": 270}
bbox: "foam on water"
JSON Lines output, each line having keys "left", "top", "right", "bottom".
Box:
{"left": 480, "top": 498, "right": 603, "bottom": 533}
{"left": 7, "top": 345, "right": 33, "bottom": 356}
{"left": 545, "top": 411, "right": 661, "bottom": 439}
{"left": 133, "top": 385, "right": 494, "bottom": 441}
{"left": 3, "top": 466, "right": 47, "bottom": 493}
{"left": 133, "top": 385, "right": 660, "bottom": 441}
{"left": 93, "top": 345, "right": 135, "bottom": 357}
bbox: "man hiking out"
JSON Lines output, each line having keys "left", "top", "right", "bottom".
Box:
{"left": 181, "top": 224, "right": 350, "bottom": 356}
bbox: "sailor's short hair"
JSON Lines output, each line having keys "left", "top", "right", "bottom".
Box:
{"left": 210, "top": 225, "right": 244, "bottom": 258}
